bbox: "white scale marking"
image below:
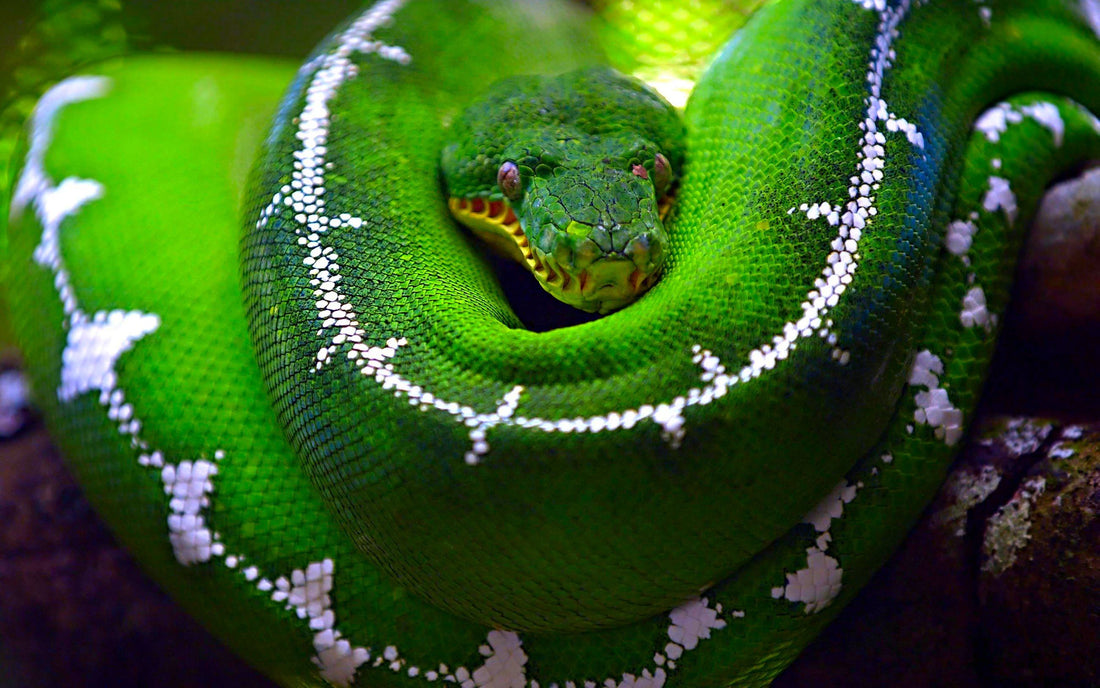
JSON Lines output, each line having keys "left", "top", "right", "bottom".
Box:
{"left": 0, "top": 369, "right": 29, "bottom": 437}
{"left": 17, "top": 73, "right": 386, "bottom": 686}
{"left": 960, "top": 286, "right": 992, "bottom": 331}
{"left": 945, "top": 219, "right": 977, "bottom": 257}
{"left": 785, "top": 0, "right": 926, "bottom": 365}
{"left": 978, "top": 100, "right": 1067, "bottom": 229}
{"left": 949, "top": 99, "right": 1066, "bottom": 332}
{"left": 975, "top": 101, "right": 1065, "bottom": 146}
{"left": 771, "top": 479, "right": 859, "bottom": 613}
{"left": 1086, "top": 0, "right": 1100, "bottom": 37}
{"left": 767, "top": 0, "right": 930, "bottom": 616}
{"left": 977, "top": 3, "right": 993, "bottom": 27}
{"left": 982, "top": 176, "right": 1018, "bottom": 224}
{"left": 14, "top": 76, "right": 237, "bottom": 568}
{"left": 908, "top": 350, "right": 963, "bottom": 445}
{"left": 253, "top": 0, "right": 421, "bottom": 681}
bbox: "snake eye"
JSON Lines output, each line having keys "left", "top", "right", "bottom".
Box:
{"left": 497, "top": 161, "right": 522, "bottom": 201}
{"left": 653, "top": 153, "right": 672, "bottom": 196}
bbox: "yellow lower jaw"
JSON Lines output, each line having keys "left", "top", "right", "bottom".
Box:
{"left": 448, "top": 197, "right": 530, "bottom": 265}
{"left": 448, "top": 196, "right": 557, "bottom": 294}
{"left": 448, "top": 196, "right": 664, "bottom": 314}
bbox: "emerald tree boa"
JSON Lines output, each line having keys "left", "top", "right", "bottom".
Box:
{"left": 4, "top": 0, "right": 1100, "bottom": 685}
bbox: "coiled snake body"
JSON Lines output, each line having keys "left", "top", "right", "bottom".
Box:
{"left": 5, "top": 0, "right": 1100, "bottom": 685}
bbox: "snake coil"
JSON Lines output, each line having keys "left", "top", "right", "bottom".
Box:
{"left": 5, "top": 0, "right": 1100, "bottom": 685}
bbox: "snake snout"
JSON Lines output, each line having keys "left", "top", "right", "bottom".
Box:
{"left": 544, "top": 219, "right": 668, "bottom": 312}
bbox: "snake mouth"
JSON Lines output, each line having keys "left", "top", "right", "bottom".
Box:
{"left": 533, "top": 250, "right": 657, "bottom": 313}
{"left": 449, "top": 197, "right": 530, "bottom": 261}
{"left": 448, "top": 196, "right": 555, "bottom": 290}
{"left": 449, "top": 195, "right": 670, "bottom": 313}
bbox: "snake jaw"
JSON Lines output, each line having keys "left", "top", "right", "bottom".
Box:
{"left": 448, "top": 197, "right": 527, "bottom": 263}
{"left": 449, "top": 194, "right": 668, "bottom": 314}
{"left": 449, "top": 196, "right": 556, "bottom": 282}
{"left": 532, "top": 246, "right": 655, "bottom": 313}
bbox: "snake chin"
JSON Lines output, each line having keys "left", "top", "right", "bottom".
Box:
{"left": 534, "top": 249, "right": 657, "bottom": 314}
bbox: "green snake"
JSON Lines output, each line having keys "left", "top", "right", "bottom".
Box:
{"left": 5, "top": 0, "right": 1100, "bottom": 685}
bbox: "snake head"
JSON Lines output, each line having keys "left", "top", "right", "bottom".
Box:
{"left": 442, "top": 66, "right": 684, "bottom": 314}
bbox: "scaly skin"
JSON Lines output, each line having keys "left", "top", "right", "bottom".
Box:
{"left": 442, "top": 67, "right": 683, "bottom": 313}
{"left": 3, "top": 0, "right": 1100, "bottom": 686}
